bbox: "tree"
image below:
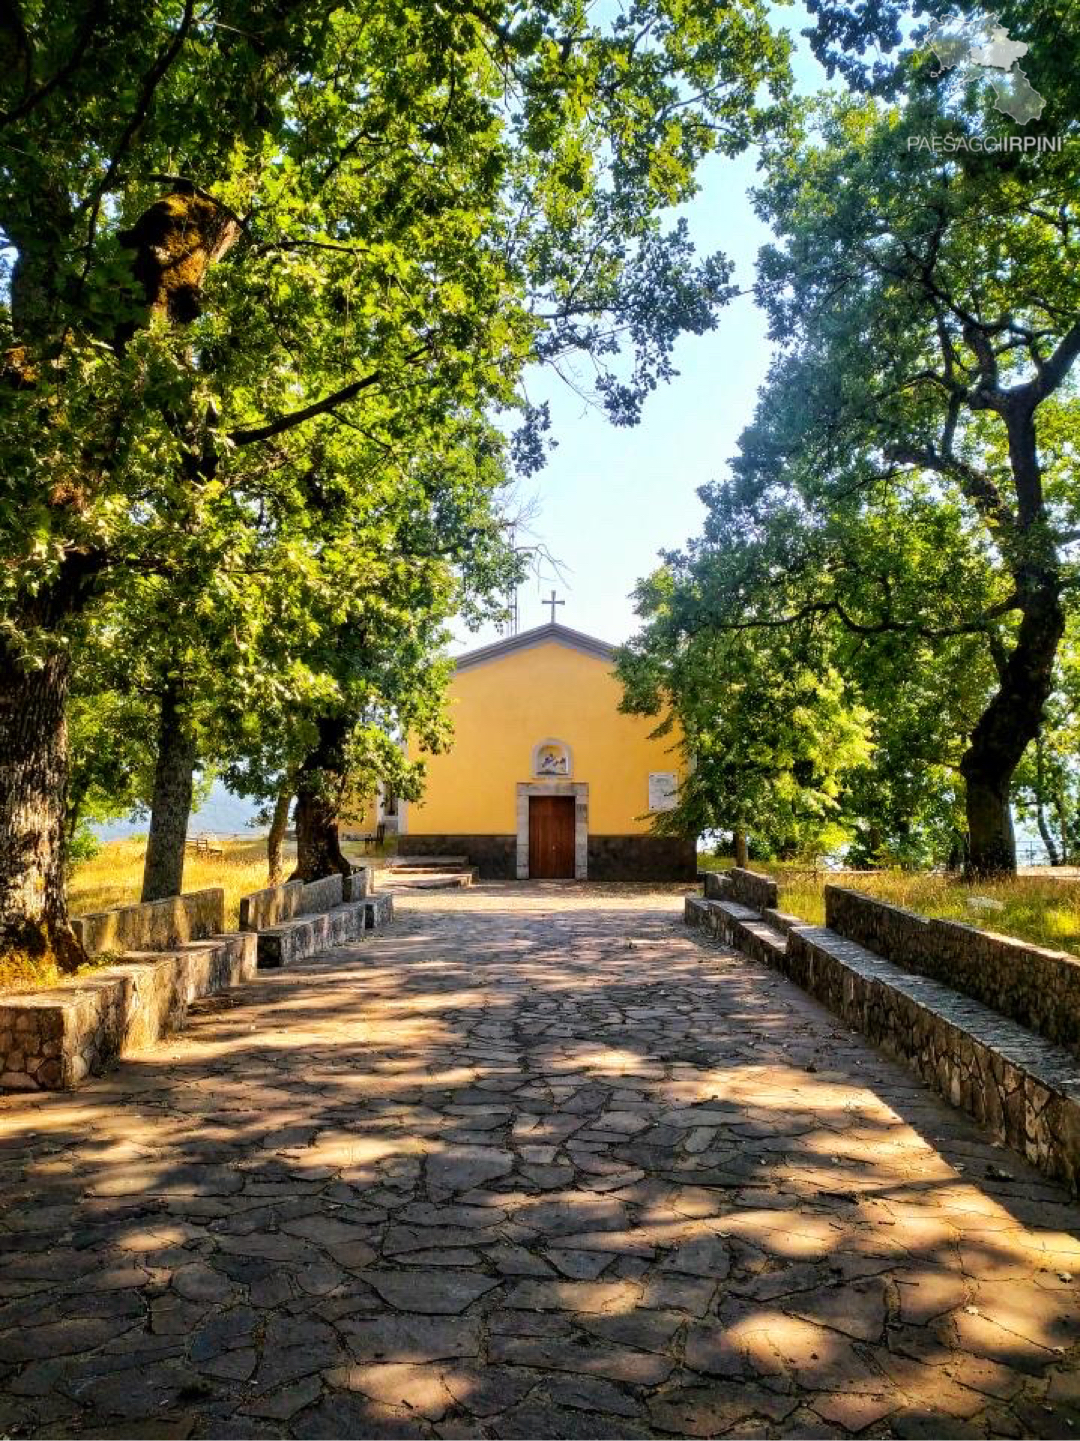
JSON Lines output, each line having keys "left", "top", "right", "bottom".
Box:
{"left": 677, "top": 60, "right": 1080, "bottom": 874}
{"left": 217, "top": 413, "right": 524, "bottom": 882}
{"left": 0, "top": 0, "right": 791, "bottom": 967}
{"left": 1013, "top": 618, "right": 1080, "bottom": 866}
{"left": 66, "top": 691, "right": 156, "bottom": 843}
{"left": 835, "top": 631, "right": 983, "bottom": 869}
{"left": 617, "top": 566, "right": 872, "bottom": 862}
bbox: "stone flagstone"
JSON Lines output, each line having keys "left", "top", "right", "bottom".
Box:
{"left": 3, "top": 880, "right": 1080, "bottom": 1437}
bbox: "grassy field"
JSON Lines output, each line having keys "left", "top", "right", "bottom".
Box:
{"left": 70, "top": 834, "right": 284, "bottom": 931}
{"left": 700, "top": 855, "right": 1080, "bottom": 958}
{"left": 0, "top": 833, "right": 388, "bottom": 996}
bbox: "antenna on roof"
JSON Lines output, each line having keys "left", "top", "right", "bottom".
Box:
{"left": 500, "top": 528, "right": 520, "bottom": 636}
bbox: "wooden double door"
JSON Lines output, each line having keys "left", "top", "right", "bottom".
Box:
{"left": 529, "top": 796, "right": 576, "bottom": 878}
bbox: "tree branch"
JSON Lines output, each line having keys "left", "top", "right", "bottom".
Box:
{"left": 887, "top": 443, "right": 1014, "bottom": 531}
{"left": 0, "top": 0, "right": 106, "bottom": 128}
{"left": 1030, "top": 317, "right": 1080, "bottom": 403}
{"left": 81, "top": 0, "right": 196, "bottom": 255}
{"left": 227, "top": 344, "right": 430, "bottom": 445}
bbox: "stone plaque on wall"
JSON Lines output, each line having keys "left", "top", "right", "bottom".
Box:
{"left": 648, "top": 772, "right": 677, "bottom": 811}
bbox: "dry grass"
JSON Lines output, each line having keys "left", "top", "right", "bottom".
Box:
{"left": 69, "top": 832, "right": 389, "bottom": 928}
{"left": 0, "top": 833, "right": 386, "bottom": 997}
{"left": 69, "top": 834, "right": 281, "bottom": 932}
{"left": 701, "top": 856, "right": 1080, "bottom": 958}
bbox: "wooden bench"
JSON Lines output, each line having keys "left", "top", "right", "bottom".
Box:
{"left": 186, "top": 834, "right": 225, "bottom": 858}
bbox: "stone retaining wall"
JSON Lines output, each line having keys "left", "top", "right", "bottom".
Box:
{"left": 72, "top": 888, "right": 225, "bottom": 956}
{"left": 239, "top": 880, "right": 303, "bottom": 932}
{"left": 686, "top": 892, "right": 1080, "bottom": 1193}
{"left": 299, "top": 874, "right": 344, "bottom": 915}
{"left": 826, "top": 885, "right": 1080, "bottom": 1059}
{"left": 701, "top": 867, "right": 778, "bottom": 911}
{"left": 0, "top": 934, "right": 256, "bottom": 1091}
{"left": 343, "top": 864, "right": 370, "bottom": 901}
{"left": 702, "top": 871, "right": 731, "bottom": 901}
{"left": 685, "top": 897, "right": 787, "bottom": 970}
{"left": 785, "top": 923, "right": 1080, "bottom": 1192}
{"left": 240, "top": 868, "right": 370, "bottom": 932}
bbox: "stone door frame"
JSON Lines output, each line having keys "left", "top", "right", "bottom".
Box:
{"left": 517, "top": 781, "right": 588, "bottom": 879}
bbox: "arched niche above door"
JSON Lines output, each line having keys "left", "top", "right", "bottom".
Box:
{"left": 532, "top": 739, "right": 572, "bottom": 778}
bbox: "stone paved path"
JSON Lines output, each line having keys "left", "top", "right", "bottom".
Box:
{"left": 4, "top": 883, "right": 1080, "bottom": 1439}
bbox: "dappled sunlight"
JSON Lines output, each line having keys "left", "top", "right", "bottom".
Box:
{"left": 4, "top": 883, "right": 1080, "bottom": 1435}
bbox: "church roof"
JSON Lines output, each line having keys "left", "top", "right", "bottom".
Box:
{"left": 453, "top": 621, "right": 616, "bottom": 673}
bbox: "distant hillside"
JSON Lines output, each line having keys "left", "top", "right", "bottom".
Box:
{"left": 93, "top": 780, "right": 262, "bottom": 841}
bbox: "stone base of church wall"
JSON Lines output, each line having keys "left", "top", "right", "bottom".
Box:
{"left": 587, "top": 835, "right": 698, "bottom": 882}
{"left": 398, "top": 833, "right": 696, "bottom": 881}
{"left": 397, "top": 834, "right": 517, "bottom": 879}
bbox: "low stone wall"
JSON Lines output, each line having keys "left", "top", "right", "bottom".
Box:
{"left": 399, "top": 834, "right": 517, "bottom": 880}
{"left": 685, "top": 897, "right": 787, "bottom": 970}
{"left": 0, "top": 934, "right": 256, "bottom": 1091}
{"left": 587, "top": 835, "right": 697, "bottom": 882}
{"left": 72, "top": 888, "right": 225, "bottom": 956}
{"left": 785, "top": 924, "right": 1080, "bottom": 1193}
{"left": 826, "top": 885, "right": 1080, "bottom": 1059}
{"left": 729, "top": 866, "right": 779, "bottom": 911}
{"left": 701, "top": 867, "right": 778, "bottom": 911}
{"left": 240, "top": 868, "right": 370, "bottom": 932}
{"left": 344, "top": 864, "right": 370, "bottom": 901}
{"left": 239, "top": 880, "right": 303, "bottom": 932}
{"left": 366, "top": 894, "right": 394, "bottom": 928}
{"left": 299, "top": 874, "right": 344, "bottom": 915}
{"left": 685, "top": 895, "right": 1080, "bottom": 1192}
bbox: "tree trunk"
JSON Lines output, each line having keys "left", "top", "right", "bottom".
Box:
{"left": 141, "top": 681, "right": 198, "bottom": 902}
{"left": 1056, "top": 781, "right": 1070, "bottom": 867}
{"left": 961, "top": 401, "right": 1066, "bottom": 879}
{"left": 961, "top": 589, "right": 1064, "bottom": 877}
{"left": 0, "top": 639, "right": 84, "bottom": 972}
{"left": 733, "top": 827, "right": 748, "bottom": 868}
{"left": 267, "top": 785, "right": 292, "bottom": 884}
{"left": 66, "top": 776, "right": 89, "bottom": 843}
{"left": 1036, "top": 800, "right": 1060, "bottom": 867}
{"left": 1035, "top": 736, "right": 1061, "bottom": 867}
{"left": 290, "top": 715, "right": 352, "bottom": 883}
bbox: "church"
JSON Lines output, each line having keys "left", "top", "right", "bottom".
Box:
{"left": 397, "top": 617, "right": 696, "bottom": 880}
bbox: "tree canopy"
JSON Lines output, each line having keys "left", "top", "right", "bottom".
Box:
{"left": 0, "top": 0, "right": 792, "bottom": 964}
{"left": 620, "top": 34, "right": 1080, "bottom": 873}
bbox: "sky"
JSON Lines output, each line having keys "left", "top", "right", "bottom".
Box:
{"left": 452, "top": 0, "right": 831, "bottom": 654}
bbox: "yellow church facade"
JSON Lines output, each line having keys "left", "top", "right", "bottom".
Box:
{"left": 398, "top": 622, "right": 696, "bottom": 880}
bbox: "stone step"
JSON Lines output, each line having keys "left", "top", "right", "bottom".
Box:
{"left": 257, "top": 893, "right": 395, "bottom": 966}
{"left": 382, "top": 870, "right": 477, "bottom": 890}
{"left": 385, "top": 856, "right": 470, "bottom": 871}
{"left": 365, "top": 893, "right": 394, "bottom": 928}
{"left": 685, "top": 896, "right": 787, "bottom": 967}
{"left": 257, "top": 899, "right": 369, "bottom": 969}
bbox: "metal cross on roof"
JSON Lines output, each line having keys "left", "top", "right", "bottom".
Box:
{"left": 543, "top": 589, "right": 565, "bottom": 625}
